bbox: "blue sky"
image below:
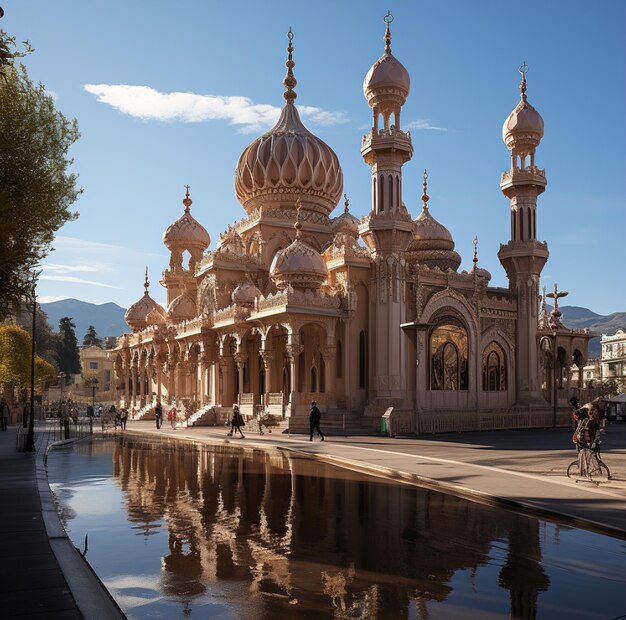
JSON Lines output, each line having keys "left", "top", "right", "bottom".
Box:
{"left": 5, "top": 0, "right": 625, "bottom": 314}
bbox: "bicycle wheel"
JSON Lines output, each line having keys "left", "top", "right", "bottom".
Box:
{"left": 567, "top": 460, "right": 579, "bottom": 478}
{"left": 597, "top": 457, "right": 612, "bottom": 481}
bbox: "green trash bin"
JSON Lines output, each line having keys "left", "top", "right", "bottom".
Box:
{"left": 381, "top": 417, "right": 387, "bottom": 434}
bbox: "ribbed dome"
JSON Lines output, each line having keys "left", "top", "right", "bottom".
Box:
{"left": 163, "top": 192, "right": 211, "bottom": 251}
{"left": 406, "top": 173, "right": 461, "bottom": 271}
{"left": 232, "top": 281, "right": 262, "bottom": 305}
{"left": 234, "top": 29, "right": 342, "bottom": 215}
{"left": 125, "top": 271, "right": 166, "bottom": 332}
{"left": 145, "top": 306, "right": 166, "bottom": 327}
{"left": 363, "top": 15, "right": 410, "bottom": 108}
{"left": 502, "top": 68, "right": 544, "bottom": 149}
{"left": 167, "top": 291, "right": 196, "bottom": 321}
{"left": 270, "top": 219, "right": 326, "bottom": 289}
{"left": 332, "top": 195, "right": 360, "bottom": 238}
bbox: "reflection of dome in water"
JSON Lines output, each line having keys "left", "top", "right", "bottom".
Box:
{"left": 234, "top": 30, "right": 343, "bottom": 214}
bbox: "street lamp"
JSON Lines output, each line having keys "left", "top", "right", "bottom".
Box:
{"left": 551, "top": 331, "right": 558, "bottom": 428}
{"left": 25, "top": 271, "right": 40, "bottom": 452}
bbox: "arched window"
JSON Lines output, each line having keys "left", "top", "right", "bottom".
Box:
{"left": 311, "top": 366, "right": 317, "bottom": 393}
{"left": 388, "top": 174, "right": 393, "bottom": 210}
{"left": 298, "top": 350, "right": 305, "bottom": 392}
{"left": 359, "top": 330, "right": 367, "bottom": 389}
{"left": 379, "top": 175, "right": 384, "bottom": 212}
{"left": 336, "top": 340, "right": 343, "bottom": 378}
{"left": 320, "top": 354, "right": 325, "bottom": 392}
{"left": 430, "top": 317, "right": 469, "bottom": 391}
{"left": 482, "top": 342, "right": 507, "bottom": 391}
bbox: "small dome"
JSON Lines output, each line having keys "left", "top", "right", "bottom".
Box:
{"left": 363, "top": 15, "right": 410, "bottom": 109}
{"left": 406, "top": 172, "right": 461, "bottom": 271}
{"left": 167, "top": 291, "right": 196, "bottom": 321}
{"left": 145, "top": 306, "right": 166, "bottom": 327}
{"left": 163, "top": 191, "right": 211, "bottom": 251}
{"left": 234, "top": 30, "right": 343, "bottom": 214}
{"left": 270, "top": 220, "right": 326, "bottom": 289}
{"left": 125, "top": 271, "right": 166, "bottom": 332}
{"left": 502, "top": 67, "right": 544, "bottom": 149}
{"left": 332, "top": 195, "right": 360, "bottom": 238}
{"left": 232, "top": 281, "right": 262, "bottom": 305}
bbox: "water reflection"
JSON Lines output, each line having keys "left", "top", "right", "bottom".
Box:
{"left": 49, "top": 438, "right": 626, "bottom": 619}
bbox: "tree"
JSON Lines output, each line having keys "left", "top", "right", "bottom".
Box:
{"left": 83, "top": 325, "right": 103, "bottom": 348}
{"left": 15, "top": 301, "right": 59, "bottom": 369}
{"left": 55, "top": 317, "right": 81, "bottom": 375}
{"left": 0, "top": 325, "right": 56, "bottom": 391}
{"left": 0, "top": 30, "right": 81, "bottom": 320}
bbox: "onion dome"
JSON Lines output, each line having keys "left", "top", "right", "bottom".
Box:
{"left": 332, "top": 194, "right": 360, "bottom": 238}
{"left": 270, "top": 202, "right": 327, "bottom": 289}
{"left": 406, "top": 171, "right": 461, "bottom": 271}
{"left": 145, "top": 307, "right": 166, "bottom": 327}
{"left": 167, "top": 290, "right": 196, "bottom": 321}
{"left": 502, "top": 64, "right": 544, "bottom": 149}
{"left": 363, "top": 12, "right": 410, "bottom": 109}
{"left": 232, "top": 280, "right": 262, "bottom": 305}
{"left": 162, "top": 188, "right": 211, "bottom": 252}
{"left": 234, "top": 29, "right": 343, "bottom": 215}
{"left": 125, "top": 269, "right": 166, "bottom": 332}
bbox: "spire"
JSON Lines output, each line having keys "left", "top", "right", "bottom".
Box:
{"left": 283, "top": 28, "right": 297, "bottom": 103}
{"left": 421, "top": 169, "right": 430, "bottom": 211}
{"left": 294, "top": 196, "right": 303, "bottom": 237}
{"left": 144, "top": 267, "right": 149, "bottom": 295}
{"left": 519, "top": 62, "right": 528, "bottom": 102}
{"left": 383, "top": 10, "right": 393, "bottom": 53}
{"left": 472, "top": 235, "right": 479, "bottom": 270}
{"left": 343, "top": 193, "right": 350, "bottom": 213}
{"left": 183, "top": 185, "right": 192, "bottom": 213}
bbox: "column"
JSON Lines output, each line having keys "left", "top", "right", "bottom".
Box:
{"left": 260, "top": 350, "right": 275, "bottom": 407}
{"left": 233, "top": 353, "right": 247, "bottom": 402}
{"left": 285, "top": 344, "right": 304, "bottom": 416}
{"left": 322, "top": 346, "right": 336, "bottom": 407}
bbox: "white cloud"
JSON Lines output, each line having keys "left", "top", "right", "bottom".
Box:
{"left": 44, "top": 263, "right": 113, "bottom": 274}
{"left": 84, "top": 84, "right": 348, "bottom": 133}
{"left": 39, "top": 275, "right": 121, "bottom": 289}
{"left": 406, "top": 119, "right": 448, "bottom": 131}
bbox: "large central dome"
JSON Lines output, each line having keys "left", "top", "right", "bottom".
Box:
{"left": 234, "top": 30, "right": 343, "bottom": 215}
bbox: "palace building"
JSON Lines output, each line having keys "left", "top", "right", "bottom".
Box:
{"left": 115, "top": 16, "right": 592, "bottom": 432}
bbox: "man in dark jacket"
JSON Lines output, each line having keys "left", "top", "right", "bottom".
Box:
{"left": 309, "top": 401, "right": 324, "bottom": 441}
{"left": 155, "top": 402, "right": 163, "bottom": 429}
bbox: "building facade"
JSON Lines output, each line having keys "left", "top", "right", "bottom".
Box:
{"left": 600, "top": 330, "right": 626, "bottom": 388}
{"left": 114, "top": 17, "right": 592, "bottom": 431}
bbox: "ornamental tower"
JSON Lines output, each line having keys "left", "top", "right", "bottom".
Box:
{"left": 360, "top": 12, "right": 414, "bottom": 404}
{"left": 498, "top": 64, "right": 549, "bottom": 406}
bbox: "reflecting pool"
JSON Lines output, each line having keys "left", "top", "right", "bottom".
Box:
{"left": 47, "top": 437, "right": 626, "bottom": 619}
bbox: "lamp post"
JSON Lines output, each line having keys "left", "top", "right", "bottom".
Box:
{"left": 25, "top": 271, "right": 39, "bottom": 452}
{"left": 551, "top": 331, "right": 558, "bottom": 428}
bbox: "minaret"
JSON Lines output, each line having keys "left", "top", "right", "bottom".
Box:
{"left": 360, "top": 12, "right": 414, "bottom": 405}
{"left": 498, "top": 64, "right": 549, "bottom": 407}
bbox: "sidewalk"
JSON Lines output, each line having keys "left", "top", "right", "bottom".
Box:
{"left": 0, "top": 424, "right": 125, "bottom": 620}
{"left": 126, "top": 421, "right": 626, "bottom": 538}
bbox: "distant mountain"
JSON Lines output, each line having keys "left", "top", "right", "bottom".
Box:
{"left": 40, "top": 299, "right": 127, "bottom": 341}
{"left": 558, "top": 306, "right": 626, "bottom": 358}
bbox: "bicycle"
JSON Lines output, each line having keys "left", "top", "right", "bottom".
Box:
{"left": 567, "top": 443, "right": 612, "bottom": 484}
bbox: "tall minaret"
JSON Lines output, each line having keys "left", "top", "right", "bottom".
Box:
{"left": 360, "top": 12, "right": 414, "bottom": 404}
{"left": 498, "top": 64, "right": 549, "bottom": 407}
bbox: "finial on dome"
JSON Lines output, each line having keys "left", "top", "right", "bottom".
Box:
{"left": 283, "top": 28, "right": 297, "bottom": 103}
{"left": 183, "top": 185, "right": 192, "bottom": 212}
{"left": 518, "top": 62, "right": 528, "bottom": 101}
{"left": 144, "top": 267, "right": 149, "bottom": 294}
{"left": 472, "top": 236, "right": 479, "bottom": 270}
{"left": 343, "top": 193, "right": 350, "bottom": 213}
{"left": 383, "top": 10, "right": 393, "bottom": 53}
{"left": 421, "top": 170, "right": 429, "bottom": 211}
{"left": 294, "top": 196, "right": 303, "bottom": 237}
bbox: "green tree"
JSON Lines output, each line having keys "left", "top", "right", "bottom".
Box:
{"left": 0, "top": 325, "right": 56, "bottom": 389}
{"left": 55, "top": 317, "right": 81, "bottom": 375}
{"left": 15, "top": 301, "right": 60, "bottom": 369}
{"left": 0, "top": 29, "right": 81, "bottom": 319}
{"left": 82, "top": 325, "right": 103, "bottom": 348}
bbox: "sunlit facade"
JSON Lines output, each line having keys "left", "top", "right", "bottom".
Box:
{"left": 114, "top": 16, "right": 592, "bottom": 432}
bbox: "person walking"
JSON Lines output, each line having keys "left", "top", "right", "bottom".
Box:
{"left": 0, "top": 398, "right": 9, "bottom": 431}
{"left": 228, "top": 404, "right": 245, "bottom": 438}
{"left": 120, "top": 408, "right": 128, "bottom": 430}
{"left": 309, "top": 400, "right": 324, "bottom": 441}
{"left": 168, "top": 406, "right": 177, "bottom": 430}
{"left": 155, "top": 402, "right": 163, "bottom": 429}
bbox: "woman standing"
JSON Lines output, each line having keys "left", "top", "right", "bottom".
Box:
{"left": 228, "top": 404, "right": 245, "bottom": 438}
{"left": 168, "top": 406, "right": 177, "bottom": 430}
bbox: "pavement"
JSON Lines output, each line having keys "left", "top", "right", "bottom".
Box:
{"left": 125, "top": 420, "right": 626, "bottom": 539}
{"left": 0, "top": 423, "right": 125, "bottom": 620}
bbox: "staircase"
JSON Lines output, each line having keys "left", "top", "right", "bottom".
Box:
{"left": 190, "top": 405, "right": 231, "bottom": 427}
{"left": 132, "top": 403, "right": 155, "bottom": 421}
{"left": 287, "top": 409, "right": 378, "bottom": 436}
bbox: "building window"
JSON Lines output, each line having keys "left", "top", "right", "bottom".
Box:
{"left": 482, "top": 342, "right": 507, "bottom": 391}
{"left": 89, "top": 362, "right": 98, "bottom": 370}
{"left": 105, "top": 370, "right": 111, "bottom": 383}
{"left": 430, "top": 317, "right": 469, "bottom": 391}
{"left": 336, "top": 340, "right": 343, "bottom": 379}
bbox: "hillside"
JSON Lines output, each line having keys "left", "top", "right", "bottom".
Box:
{"left": 557, "top": 306, "right": 626, "bottom": 358}
{"left": 40, "top": 299, "right": 127, "bottom": 341}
